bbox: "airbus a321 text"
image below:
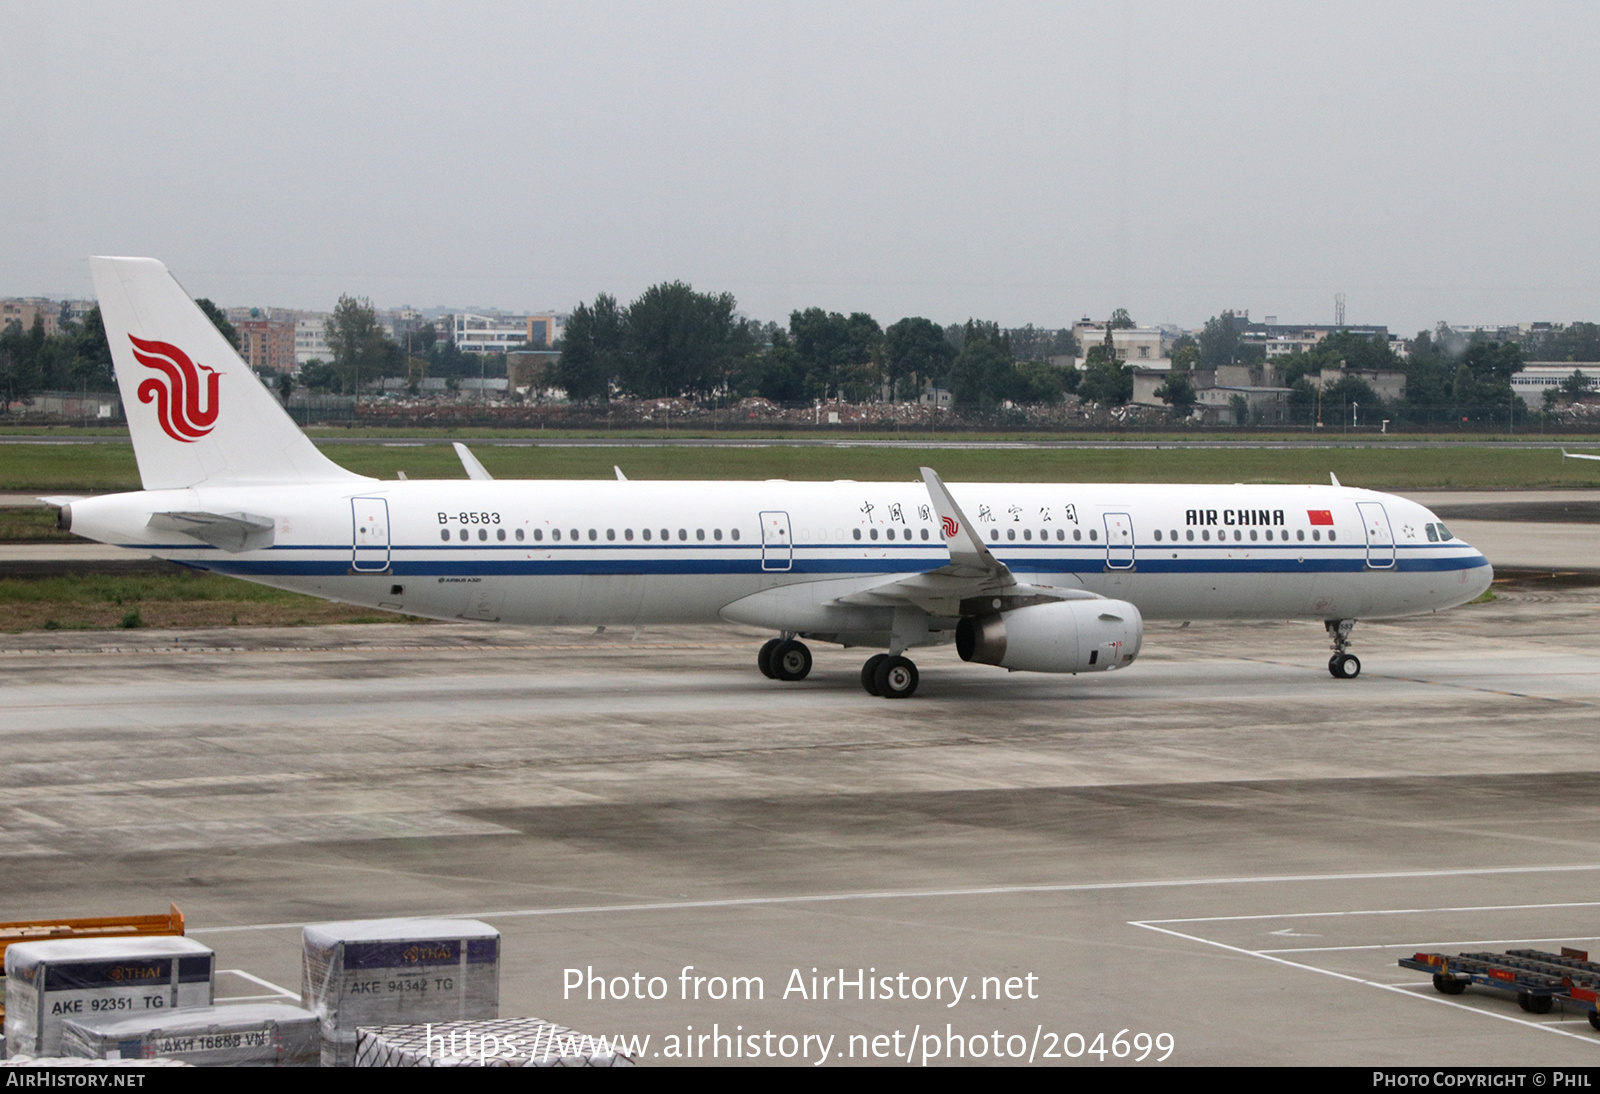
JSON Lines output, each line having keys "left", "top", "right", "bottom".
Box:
{"left": 52, "top": 257, "right": 1493, "bottom": 699}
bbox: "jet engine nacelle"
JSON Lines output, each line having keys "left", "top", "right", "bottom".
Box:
{"left": 956, "top": 598, "right": 1143, "bottom": 674}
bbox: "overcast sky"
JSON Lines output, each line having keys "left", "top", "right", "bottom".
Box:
{"left": 5, "top": 1, "right": 1598, "bottom": 334}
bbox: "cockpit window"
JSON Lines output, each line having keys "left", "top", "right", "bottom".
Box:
{"left": 1425, "top": 523, "right": 1439, "bottom": 542}
{"left": 1436, "top": 522, "right": 1454, "bottom": 541}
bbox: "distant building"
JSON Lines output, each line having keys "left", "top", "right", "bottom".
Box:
{"left": 454, "top": 312, "right": 554, "bottom": 354}
{"left": 1071, "top": 319, "right": 1170, "bottom": 369}
{"left": 236, "top": 317, "right": 297, "bottom": 373}
{"left": 1316, "top": 368, "right": 1405, "bottom": 402}
{"left": 295, "top": 316, "right": 332, "bottom": 365}
{"left": 1, "top": 299, "right": 64, "bottom": 336}
{"left": 1132, "top": 363, "right": 1291, "bottom": 425}
{"left": 1513, "top": 364, "right": 1600, "bottom": 394}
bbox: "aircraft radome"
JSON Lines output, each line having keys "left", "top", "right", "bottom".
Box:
{"left": 50, "top": 257, "right": 1492, "bottom": 699}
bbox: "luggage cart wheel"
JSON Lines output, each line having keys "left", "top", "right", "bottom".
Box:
{"left": 1589, "top": 1012, "right": 1600, "bottom": 1032}
{"left": 1433, "top": 974, "right": 1467, "bottom": 996}
{"left": 1517, "top": 992, "right": 1553, "bottom": 1014}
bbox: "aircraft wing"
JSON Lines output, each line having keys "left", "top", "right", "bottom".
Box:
{"left": 829, "top": 467, "right": 1099, "bottom": 616}
{"left": 147, "top": 510, "right": 276, "bottom": 552}
{"left": 1562, "top": 448, "right": 1600, "bottom": 462}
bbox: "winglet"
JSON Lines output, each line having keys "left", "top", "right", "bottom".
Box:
{"left": 453, "top": 442, "right": 493, "bottom": 480}
{"left": 1330, "top": 472, "right": 1341, "bottom": 487}
{"left": 614, "top": 465, "right": 627, "bottom": 481}
{"left": 919, "top": 466, "right": 1006, "bottom": 576}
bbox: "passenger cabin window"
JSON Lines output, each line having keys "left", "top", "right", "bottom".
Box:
{"left": 678, "top": 529, "right": 687, "bottom": 541}
{"left": 588, "top": 529, "right": 597, "bottom": 541}
{"left": 1089, "top": 529, "right": 1098, "bottom": 541}
{"left": 870, "top": 528, "right": 879, "bottom": 540}
{"left": 516, "top": 528, "right": 525, "bottom": 541}
{"left": 497, "top": 528, "right": 506, "bottom": 541}
{"left": 1328, "top": 531, "right": 1336, "bottom": 541}
{"left": 1202, "top": 530, "right": 1210, "bottom": 541}
{"left": 440, "top": 529, "right": 449, "bottom": 542}
{"left": 478, "top": 529, "right": 487, "bottom": 541}
{"left": 1006, "top": 529, "right": 1015, "bottom": 541}
{"left": 459, "top": 529, "right": 468, "bottom": 541}
{"left": 1154, "top": 530, "right": 1163, "bottom": 541}
{"left": 1297, "top": 529, "right": 1305, "bottom": 541}
{"left": 853, "top": 528, "right": 862, "bottom": 541}
{"left": 606, "top": 529, "right": 615, "bottom": 541}
{"left": 1185, "top": 530, "right": 1193, "bottom": 541}
{"left": 921, "top": 528, "right": 930, "bottom": 541}
{"left": 642, "top": 528, "right": 651, "bottom": 541}
{"left": 1248, "top": 529, "right": 1257, "bottom": 541}
{"left": 534, "top": 529, "right": 544, "bottom": 541}
{"left": 714, "top": 529, "right": 722, "bottom": 541}
{"left": 990, "top": 529, "right": 999, "bottom": 541}
{"left": 696, "top": 529, "right": 705, "bottom": 541}
{"left": 1074, "top": 529, "right": 1082, "bottom": 541}
{"left": 571, "top": 529, "right": 579, "bottom": 541}
{"left": 625, "top": 529, "right": 634, "bottom": 541}
{"left": 731, "top": 528, "right": 741, "bottom": 541}
{"left": 1312, "top": 530, "right": 1321, "bottom": 541}
{"left": 661, "top": 528, "right": 669, "bottom": 540}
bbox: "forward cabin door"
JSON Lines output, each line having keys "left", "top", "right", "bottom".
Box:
{"left": 760, "top": 510, "right": 793, "bottom": 572}
{"left": 1357, "top": 502, "right": 1396, "bottom": 569}
{"left": 351, "top": 497, "right": 392, "bottom": 572}
{"left": 1103, "top": 512, "right": 1135, "bottom": 570}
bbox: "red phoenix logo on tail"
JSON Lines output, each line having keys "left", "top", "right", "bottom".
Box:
{"left": 129, "top": 335, "right": 219, "bottom": 442}
{"left": 940, "top": 516, "right": 959, "bottom": 538}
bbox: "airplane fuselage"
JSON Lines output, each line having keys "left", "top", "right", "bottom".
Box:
{"left": 68, "top": 478, "right": 1492, "bottom": 636}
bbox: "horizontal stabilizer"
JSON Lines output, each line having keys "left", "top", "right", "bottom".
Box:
{"left": 147, "top": 510, "right": 275, "bottom": 552}
{"left": 1562, "top": 448, "right": 1600, "bottom": 462}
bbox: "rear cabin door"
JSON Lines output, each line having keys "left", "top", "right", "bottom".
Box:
{"left": 352, "top": 497, "right": 392, "bottom": 572}
{"left": 1103, "top": 512, "right": 1135, "bottom": 570}
{"left": 1357, "top": 502, "right": 1396, "bottom": 569}
{"left": 760, "top": 510, "right": 793, "bottom": 572}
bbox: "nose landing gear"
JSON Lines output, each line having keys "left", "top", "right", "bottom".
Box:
{"left": 1325, "top": 619, "right": 1360, "bottom": 679}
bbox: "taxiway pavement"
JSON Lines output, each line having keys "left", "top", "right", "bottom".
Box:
{"left": 4, "top": 573, "right": 1600, "bottom": 1065}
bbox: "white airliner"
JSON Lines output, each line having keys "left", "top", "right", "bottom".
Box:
{"left": 53, "top": 257, "right": 1493, "bottom": 698}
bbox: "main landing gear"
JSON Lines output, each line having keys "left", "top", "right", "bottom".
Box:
{"left": 859, "top": 653, "right": 919, "bottom": 700}
{"left": 757, "top": 639, "right": 921, "bottom": 699}
{"left": 1326, "top": 618, "right": 1360, "bottom": 679}
{"left": 758, "top": 637, "right": 812, "bottom": 682}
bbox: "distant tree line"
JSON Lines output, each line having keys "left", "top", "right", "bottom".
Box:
{"left": 555, "top": 283, "right": 1082, "bottom": 410}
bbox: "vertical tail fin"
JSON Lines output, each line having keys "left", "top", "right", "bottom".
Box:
{"left": 90, "top": 256, "right": 369, "bottom": 490}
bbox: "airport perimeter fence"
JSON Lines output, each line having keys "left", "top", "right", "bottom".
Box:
{"left": 7, "top": 391, "right": 1600, "bottom": 436}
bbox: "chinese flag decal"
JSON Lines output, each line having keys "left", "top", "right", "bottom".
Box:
{"left": 1307, "top": 510, "right": 1334, "bottom": 526}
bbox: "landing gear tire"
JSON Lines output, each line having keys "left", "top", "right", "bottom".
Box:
{"left": 874, "top": 655, "right": 919, "bottom": 699}
{"left": 1433, "top": 974, "right": 1467, "bottom": 996}
{"left": 860, "top": 654, "right": 888, "bottom": 696}
{"left": 758, "top": 638, "right": 782, "bottom": 679}
{"left": 1329, "top": 653, "right": 1361, "bottom": 679}
{"left": 770, "top": 640, "right": 812, "bottom": 682}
